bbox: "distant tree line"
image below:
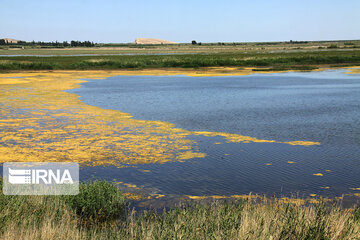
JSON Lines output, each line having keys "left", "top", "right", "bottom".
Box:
{"left": 0, "top": 39, "right": 96, "bottom": 47}
{"left": 69, "top": 41, "right": 95, "bottom": 47}
{"left": 288, "top": 40, "right": 309, "bottom": 44}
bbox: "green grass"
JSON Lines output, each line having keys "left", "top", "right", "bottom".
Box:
{"left": 1, "top": 178, "right": 360, "bottom": 239}
{"left": 1, "top": 49, "right": 360, "bottom": 72}
{"left": 0, "top": 178, "right": 126, "bottom": 230}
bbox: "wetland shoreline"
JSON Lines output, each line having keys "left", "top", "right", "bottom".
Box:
{"left": 1, "top": 67, "right": 360, "bottom": 239}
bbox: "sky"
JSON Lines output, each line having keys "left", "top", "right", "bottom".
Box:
{"left": 1, "top": 0, "right": 359, "bottom": 43}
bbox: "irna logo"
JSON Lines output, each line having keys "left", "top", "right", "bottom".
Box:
{"left": 3, "top": 162, "right": 79, "bottom": 195}
{"left": 8, "top": 168, "right": 74, "bottom": 185}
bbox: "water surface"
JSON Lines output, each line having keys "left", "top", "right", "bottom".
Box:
{"left": 69, "top": 69, "right": 360, "bottom": 199}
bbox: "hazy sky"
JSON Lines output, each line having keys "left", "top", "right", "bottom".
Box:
{"left": 1, "top": 0, "right": 359, "bottom": 43}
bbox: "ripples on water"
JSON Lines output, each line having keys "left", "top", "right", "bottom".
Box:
{"left": 70, "top": 69, "right": 360, "bottom": 198}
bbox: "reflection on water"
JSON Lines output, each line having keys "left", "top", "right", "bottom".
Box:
{"left": 69, "top": 69, "right": 360, "bottom": 199}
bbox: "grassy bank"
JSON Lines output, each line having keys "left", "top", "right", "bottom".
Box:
{"left": 0, "top": 50, "right": 360, "bottom": 72}
{"left": 1, "top": 179, "right": 360, "bottom": 239}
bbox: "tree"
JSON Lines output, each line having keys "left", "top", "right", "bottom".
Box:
{"left": 0, "top": 39, "right": 5, "bottom": 45}
{"left": 191, "top": 40, "right": 197, "bottom": 45}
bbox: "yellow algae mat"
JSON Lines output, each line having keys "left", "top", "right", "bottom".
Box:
{"left": 0, "top": 70, "right": 320, "bottom": 167}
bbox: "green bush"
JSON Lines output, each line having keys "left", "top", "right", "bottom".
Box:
{"left": 63, "top": 180, "right": 126, "bottom": 223}
{"left": 328, "top": 44, "right": 338, "bottom": 49}
{"left": 0, "top": 178, "right": 126, "bottom": 232}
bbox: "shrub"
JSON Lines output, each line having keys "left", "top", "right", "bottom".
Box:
{"left": 62, "top": 180, "right": 126, "bottom": 223}
{"left": 328, "top": 44, "right": 338, "bottom": 49}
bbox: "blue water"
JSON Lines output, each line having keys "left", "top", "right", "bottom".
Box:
{"left": 68, "top": 69, "right": 360, "bottom": 199}
{"left": 72, "top": 69, "right": 360, "bottom": 145}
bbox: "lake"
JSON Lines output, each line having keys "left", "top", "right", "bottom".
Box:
{"left": 68, "top": 69, "right": 360, "bottom": 200}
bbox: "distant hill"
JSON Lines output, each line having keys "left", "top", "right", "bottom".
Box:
{"left": 1, "top": 38, "right": 25, "bottom": 43}
{"left": 134, "top": 38, "right": 176, "bottom": 44}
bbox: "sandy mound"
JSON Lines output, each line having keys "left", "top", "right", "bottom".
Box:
{"left": 134, "top": 38, "right": 176, "bottom": 44}
{"left": 1, "top": 38, "right": 23, "bottom": 43}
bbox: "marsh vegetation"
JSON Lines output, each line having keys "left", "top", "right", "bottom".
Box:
{"left": 1, "top": 178, "right": 360, "bottom": 240}
{"left": 0, "top": 49, "right": 360, "bottom": 71}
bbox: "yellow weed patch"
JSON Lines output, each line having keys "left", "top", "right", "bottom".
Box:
{"left": 0, "top": 70, "right": 320, "bottom": 168}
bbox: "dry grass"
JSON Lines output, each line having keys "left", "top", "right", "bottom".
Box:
{"left": 2, "top": 194, "right": 360, "bottom": 239}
